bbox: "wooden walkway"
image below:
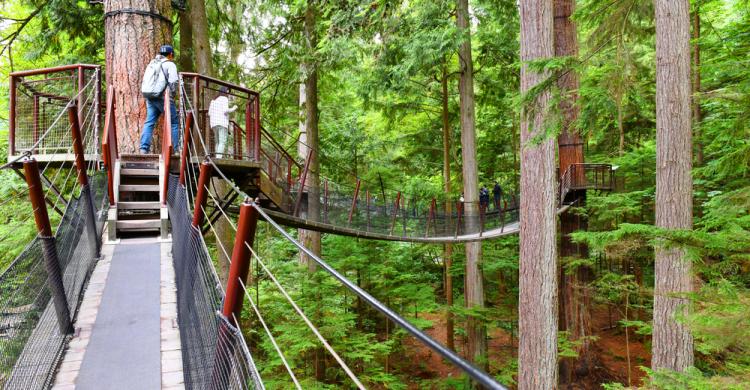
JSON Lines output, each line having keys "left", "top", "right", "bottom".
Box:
{"left": 52, "top": 237, "right": 184, "bottom": 390}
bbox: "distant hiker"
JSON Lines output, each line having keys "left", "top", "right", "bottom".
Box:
{"left": 493, "top": 182, "right": 503, "bottom": 210}
{"left": 208, "top": 86, "right": 238, "bottom": 158}
{"left": 140, "top": 44, "right": 179, "bottom": 154}
{"left": 479, "top": 185, "right": 490, "bottom": 210}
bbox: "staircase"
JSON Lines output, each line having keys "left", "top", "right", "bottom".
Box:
{"left": 107, "top": 154, "right": 168, "bottom": 240}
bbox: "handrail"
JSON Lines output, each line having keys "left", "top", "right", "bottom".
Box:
{"left": 559, "top": 163, "right": 614, "bottom": 204}
{"left": 101, "top": 85, "right": 117, "bottom": 206}
{"left": 9, "top": 64, "right": 100, "bottom": 78}
{"left": 162, "top": 92, "right": 173, "bottom": 206}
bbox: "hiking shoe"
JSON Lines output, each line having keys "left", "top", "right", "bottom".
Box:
{"left": 139, "top": 148, "right": 149, "bottom": 155}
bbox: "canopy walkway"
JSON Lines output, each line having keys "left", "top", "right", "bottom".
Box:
{"left": 1, "top": 64, "right": 616, "bottom": 389}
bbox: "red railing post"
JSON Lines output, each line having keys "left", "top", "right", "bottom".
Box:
{"left": 9, "top": 75, "right": 16, "bottom": 155}
{"left": 389, "top": 191, "right": 401, "bottom": 236}
{"left": 32, "top": 95, "right": 40, "bottom": 152}
{"left": 245, "top": 101, "right": 253, "bottom": 160}
{"left": 77, "top": 65, "right": 85, "bottom": 124}
{"left": 212, "top": 200, "right": 259, "bottom": 387}
{"left": 253, "top": 95, "right": 261, "bottom": 161}
{"left": 324, "top": 179, "right": 329, "bottom": 223}
{"left": 23, "top": 158, "right": 74, "bottom": 335}
{"left": 162, "top": 93, "right": 173, "bottom": 206}
{"left": 425, "top": 198, "right": 436, "bottom": 238}
{"left": 348, "top": 179, "right": 361, "bottom": 225}
{"left": 222, "top": 201, "right": 259, "bottom": 323}
{"left": 366, "top": 189, "right": 371, "bottom": 231}
{"left": 179, "top": 112, "right": 194, "bottom": 186}
{"left": 192, "top": 162, "right": 213, "bottom": 227}
{"left": 293, "top": 149, "right": 313, "bottom": 217}
{"left": 69, "top": 105, "right": 101, "bottom": 258}
{"left": 102, "top": 85, "right": 117, "bottom": 206}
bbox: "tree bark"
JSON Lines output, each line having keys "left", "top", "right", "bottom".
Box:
{"left": 653, "top": 0, "right": 694, "bottom": 373}
{"left": 554, "top": 0, "right": 594, "bottom": 383}
{"left": 518, "top": 0, "right": 558, "bottom": 389}
{"left": 189, "top": 0, "right": 213, "bottom": 76}
{"left": 298, "top": 3, "right": 321, "bottom": 273}
{"left": 298, "top": 2, "right": 324, "bottom": 381}
{"left": 178, "top": 7, "right": 194, "bottom": 72}
{"left": 441, "top": 65, "right": 455, "bottom": 352}
{"left": 456, "top": 0, "right": 487, "bottom": 369}
{"left": 105, "top": 0, "right": 173, "bottom": 154}
{"left": 692, "top": 8, "right": 703, "bottom": 167}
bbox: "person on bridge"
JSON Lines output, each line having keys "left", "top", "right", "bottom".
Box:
{"left": 139, "top": 44, "right": 179, "bottom": 155}
{"left": 479, "top": 185, "right": 490, "bottom": 212}
{"left": 208, "top": 86, "right": 238, "bottom": 158}
{"left": 493, "top": 181, "right": 503, "bottom": 210}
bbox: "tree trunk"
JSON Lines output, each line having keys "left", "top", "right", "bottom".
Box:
{"left": 178, "top": 8, "right": 194, "bottom": 72}
{"left": 297, "top": 2, "right": 321, "bottom": 273}
{"left": 105, "top": 0, "right": 172, "bottom": 154}
{"left": 653, "top": 0, "right": 694, "bottom": 373}
{"left": 554, "top": 0, "right": 594, "bottom": 383}
{"left": 189, "top": 0, "right": 213, "bottom": 76}
{"left": 441, "top": 65, "right": 455, "bottom": 352}
{"left": 298, "top": 3, "right": 324, "bottom": 382}
{"left": 456, "top": 0, "right": 486, "bottom": 369}
{"left": 518, "top": 0, "right": 558, "bottom": 389}
{"left": 692, "top": 8, "right": 702, "bottom": 166}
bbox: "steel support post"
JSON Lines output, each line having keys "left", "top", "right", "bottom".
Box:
{"left": 69, "top": 106, "right": 100, "bottom": 258}
{"left": 348, "top": 179, "right": 361, "bottom": 225}
{"left": 179, "top": 112, "right": 193, "bottom": 186}
{"left": 222, "top": 201, "right": 259, "bottom": 323}
{"left": 192, "top": 162, "right": 213, "bottom": 227}
{"left": 9, "top": 75, "right": 16, "bottom": 155}
{"left": 211, "top": 201, "right": 259, "bottom": 388}
{"left": 24, "top": 158, "right": 74, "bottom": 335}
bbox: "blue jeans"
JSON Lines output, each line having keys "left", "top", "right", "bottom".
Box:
{"left": 140, "top": 97, "right": 179, "bottom": 152}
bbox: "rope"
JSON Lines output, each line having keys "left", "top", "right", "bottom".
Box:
{"left": 242, "top": 240, "right": 366, "bottom": 390}
{"left": 237, "top": 280, "right": 301, "bottom": 389}
{"left": 103, "top": 8, "right": 172, "bottom": 25}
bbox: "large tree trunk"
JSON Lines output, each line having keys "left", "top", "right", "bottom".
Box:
{"left": 554, "top": 0, "right": 594, "bottom": 383}
{"left": 105, "top": 0, "right": 173, "bottom": 154}
{"left": 652, "top": 0, "right": 694, "bottom": 373}
{"left": 189, "top": 0, "right": 213, "bottom": 76}
{"left": 178, "top": 8, "right": 194, "bottom": 72}
{"left": 456, "top": 0, "right": 486, "bottom": 369}
{"left": 298, "top": 3, "right": 321, "bottom": 273}
{"left": 518, "top": 0, "right": 558, "bottom": 388}
{"left": 441, "top": 65, "right": 455, "bottom": 352}
{"left": 692, "top": 8, "right": 702, "bottom": 167}
{"left": 298, "top": 2, "right": 324, "bottom": 381}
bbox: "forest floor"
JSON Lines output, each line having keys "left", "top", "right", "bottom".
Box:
{"left": 398, "top": 307, "right": 651, "bottom": 389}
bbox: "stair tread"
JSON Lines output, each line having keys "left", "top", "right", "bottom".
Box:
{"left": 118, "top": 201, "right": 161, "bottom": 209}
{"left": 119, "top": 184, "right": 160, "bottom": 191}
{"left": 116, "top": 219, "right": 161, "bottom": 230}
{"left": 121, "top": 168, "right": 159, "bottom": 176}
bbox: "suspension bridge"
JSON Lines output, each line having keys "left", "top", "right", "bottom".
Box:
{"left": 0, "top": 64, "right": 614, "bottom": 389}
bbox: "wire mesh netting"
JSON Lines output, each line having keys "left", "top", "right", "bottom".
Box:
{"left": 0, "top": 172, "right": 108, "bottom": 389}
{"left": 11, "top": 66, "right": 101, "bottom": 157}
{"left": 168, "top": 174, "right": 262, "bottom": 390}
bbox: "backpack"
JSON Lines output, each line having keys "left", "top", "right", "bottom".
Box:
{"left": 141, "top": 58, "right": 170, "bottom": 99}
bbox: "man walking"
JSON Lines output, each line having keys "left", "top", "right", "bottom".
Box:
{"left": 493, "top": 181, "right": 503, "bottom": 210}
{"left": 140, "top": 44, "right": 179, "bottom": 154}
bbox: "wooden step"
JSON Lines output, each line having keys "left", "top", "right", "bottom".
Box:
{"left": 118, "top": 201, "right": 161, "bottom": 210}
{"left": 119, "top": 184, "right": 159, "bottom": 192}
{"left": 121, "top": 168, "right": 159, "bottom": 177}
{"left": 116, "top": 219, "right": 161, "bottom": 231}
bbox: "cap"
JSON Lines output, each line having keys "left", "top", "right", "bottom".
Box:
{"left": 219, "top": 86, "right": 229, "bottom": 94}
{"left": 159, "top": 44, "right": 174, "bottom": 56}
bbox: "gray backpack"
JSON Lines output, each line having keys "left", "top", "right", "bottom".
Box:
{"left": 141, "top": 58, "right": 170, "bottom": 99}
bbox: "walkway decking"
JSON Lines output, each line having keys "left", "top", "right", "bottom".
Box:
{"left": 52, "top": 237, "right": 184, "bottom": 389}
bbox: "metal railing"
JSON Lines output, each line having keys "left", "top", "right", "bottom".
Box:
{"left": 559, "top": 163, "right": 614, "bottom": 204}
{"left": 8, "top": 64, "right": 101, "bottom": 158}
